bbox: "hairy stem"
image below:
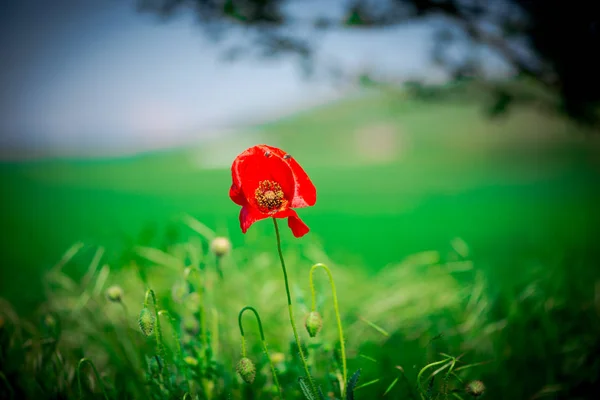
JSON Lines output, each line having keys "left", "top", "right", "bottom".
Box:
{"left": 144, "top": 289, "right": 167, "bottom": 374}
{"left": 159, "top": 310, "right": 192, "bottom": 392}
{"left": 309, "top": 263, "right": 347, "bottom": 396}
{"left": 238, "top": 306, "right": 283, "bottom": 398}
{"left": 273, "top": 218, "right": 317, "bottom": 396}
{"left": 77, "top": 358, "right": 109, "bottom": 400}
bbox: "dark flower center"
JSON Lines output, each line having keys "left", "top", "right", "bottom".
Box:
{"left": 255, "top": 180, "right": 286, "bottom": 213}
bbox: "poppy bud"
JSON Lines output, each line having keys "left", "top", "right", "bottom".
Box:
{"left": 105, "top": 285, "right": 124, "bottom": 303}
{"left": 171, "top": 281, "right": 190, "bottom": 303}
{"left": 210, "top": 237, "right": 231, "bottom": 257}
{"left": 466, "top": 380, "right": 485, "bottom": 397}
{"left": 43, "top": 314, "right": 57, "bottom": 329}
{"left": 185, "top": 292, "right": 202, "bottom": 313}
{"left": 182, "top": 316, "right": 200, "bottom": 336}
{"left": 138, "top": 308, "right": 155, "bottom": 336}
{"left": 305, "top": 311, "right": 323, "bottom": 338}
{"left": 236, "top": 357, "right": 256, "bottom": 384}
{"left": 41, "top": 313, "right": 60, "bottom": 338}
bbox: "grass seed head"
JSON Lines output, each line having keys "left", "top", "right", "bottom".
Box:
{"left": 182, "top": 316, "right": 200, "bottom": 335}
{"left": 466, "top": 380, "right": 486, "bottom": 397}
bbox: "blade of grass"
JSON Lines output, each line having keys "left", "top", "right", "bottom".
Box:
{"left": 359, "top": 354, "right": 377, "bottom": 363}
{"left": 135, "top": 246, "right": 184, "bottom": 270}
{"left": 354, "top": 379, "right": 380, "bottom": 391}
{"left": 51, "top": 242, "right": 84, "bottom": 273}
{"left": 358, "top": 315, "right": 390, "bottom": 337}
{"left": 383, "top": 376, "right": 399, "bottom": 396}
{"left": 453, "top": 360, "right": 493, "bottom": 372}
{"left": 92, "top": 265, "right": 110, "bottom": 297}
{"left": 181, "top": 214, "right": 216, "bottom": 241}
{"left": 82, "top": 246, "right": 104, "bottom": 287}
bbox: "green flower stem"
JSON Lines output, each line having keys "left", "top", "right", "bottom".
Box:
{"left": 159, "top": 310, "right": 191, "bottom": 392}
{"left": 215, "top": 256, "right": 224, "bottom": 280}
{"left": 185, "top": 266, "right": 210, "bottom": 360}
{"left": 77, "top": 358, "right": 109, "bottom": 400}
{"left": 309, "top": 263, "right": 348, "bottom": 397}
{"left": 273, "top": 218, "right": 317, "bottom": 396}
{"left": 200, "top": 287, "right": 209, "bottom": 360}
{"left": 118, "top": 301, "right": 138, "bottom": 358}
{"left": 238, "top": 306, "right": 283, "bottom": 399}
{"left": 144, "top": 289, "right": 167, "bottom": 372}
{"left": 211, "top": 308, "right": 220, "bottom": 359}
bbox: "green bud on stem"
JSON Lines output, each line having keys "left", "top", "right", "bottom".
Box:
{"left": 138, "top": 307, "right": 155, "bottom": 336}
{"left": 305, "top": 311, "right": 323, "bottom": 338}
{"left": 236, "top": 357, "right": 256, "bottom": 384}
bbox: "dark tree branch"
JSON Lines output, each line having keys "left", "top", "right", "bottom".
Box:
{"left": 136, "top": 0, "right": 600, "bottom": 127}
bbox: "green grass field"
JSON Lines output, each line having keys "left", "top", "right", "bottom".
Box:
{"left": 1, "top": 90, "right": 600, "bottom": 399}
{"left": 2, "top": 91, "right": 598, "bottom": 309}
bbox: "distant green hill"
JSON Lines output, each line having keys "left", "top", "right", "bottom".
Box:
{"left": 2, "top": 89, "right": 599, "bottom": 313}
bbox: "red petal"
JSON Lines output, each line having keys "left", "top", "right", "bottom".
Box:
{"left": 274, "top": 208, "right": 310, "bottom": 238}
{"left": 229, "top": 183, "right": 247, "bottom": 206}
{"left": 287, "top": 157, "right": 316, "bottom": 208}
{"left": 239, "top": 205, "right": 269, "bottom": 234}
{"left": 260, "top": 145, "right": 287, "bottom": 158}
{"left": 232, "top": 145, "right": 295, "bottom": 206}
{"left": 260, "top": 145, "right": 316, "bottom": 208}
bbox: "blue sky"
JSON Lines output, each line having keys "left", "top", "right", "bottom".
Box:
{"left": 0, "top": 0, "right": 478, "bottom": 158}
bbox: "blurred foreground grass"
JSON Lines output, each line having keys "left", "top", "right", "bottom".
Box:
{"left": 1, "top": 89, "right": 600, "bottom": 398}
{"left": 1, "top": 215, "right": 599, "bottom": 399}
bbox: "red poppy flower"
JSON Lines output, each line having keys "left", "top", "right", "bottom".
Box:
{"left": 229, "top": 144, "right": 317, "bottom": 238}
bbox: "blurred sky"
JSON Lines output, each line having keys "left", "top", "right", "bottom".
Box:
{"left": 0, "top": 0, "right": 499, "bottom": 159}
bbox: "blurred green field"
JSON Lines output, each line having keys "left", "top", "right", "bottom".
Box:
{"left": 2, "top": 90, "right": 600, "bottom": 313}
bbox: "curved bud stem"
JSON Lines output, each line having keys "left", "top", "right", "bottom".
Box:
{"left": 77, "top": 358, "right": 109, "bottom": 400}
{"left": 159, "top": 310, "right": 191, "bottom": 392}
{"left": 273, "top": 218, "right": 317, "bottom": 396}
{"left": 238, "top": 306, "right": 284, "bottom": 399}
{"left": 144, "top": 289, "right": 167, "bottom": 373}
{"left": 309, "top": 263, "right": 348, "bottom": 397}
